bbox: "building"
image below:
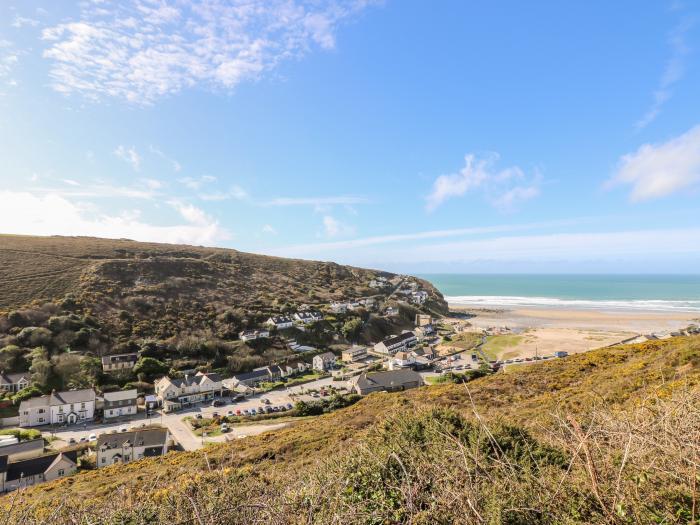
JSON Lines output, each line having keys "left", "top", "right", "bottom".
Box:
{"left": 374, "top": 332, "right": 418, "bottom": 355}
{"left": 96, "top": 428, "right": 169, "bottom": 468}
{"left": 0, "top": 451, "right": 77, "bottom": 493}
{"left": 293, "top": 311, "right": 323, "bottom": 324}
{"left": 312, "top": 352, "right": 336, "bottom": 371}
{"left": 226, "top": 367, "right": 272, "bottom": 388}
{"left": 411, "top": 291, "right": 429, "bottom": 305}
{"left": 19, "top": 389, "right": 96, "bottom": 427}
{"left": 0, "top": 372, "right": 30, "bottom": 393}
{"left": 282, "top": 360, "right": 311, "bottom": 377}
{"left": 414, "top": 325, "right": 435, "bottom": 340}
{"left": 384, "top": 306, "right": 400, "bottom": 316}
{"left": 154, "top": 372, "right": 223, "bottom": 413}
{"left": 415, "top": 314, "right": 433, "bottom": 327}
{"left": 341, "top": 346, "right": 368, "bottom": 363}
{"left": 239, "top": 329, "right": 270, "bottom": 341}
{"left": 101, "top": 353, "right": 138, "bottom": 373}
{"left": 329, "top": 302, "right": 349, "bottom": 314}
{"left": 388, "top": 351, "right": 416, "bottom": 370}
{"left": 0, "top": 439, "right": 44, "bottom": 462}
{"left": 102, "top": 389, "right": 138, "bottom": 419}
{"left": 349, "top": 370, "right": 423, "bottom": 396}
{"left": 265, "top": 316, "right": 294, "bottom": 330}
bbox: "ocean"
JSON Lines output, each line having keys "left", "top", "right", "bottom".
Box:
{"left": 419, "top": 274, "right": 700, "bottom": 312}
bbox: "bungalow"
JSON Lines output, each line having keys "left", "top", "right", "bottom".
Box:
{"left": 0, "top": 439, "right": 44, "bottom": 462}
{"left": 154, "top": 372, "right": 223, "bottom": 413}
{"left": 281, "top": 361, "right": 311, "bottom": 378}
{"left": 374, "top": 332, "right": 418, "bottom": 355}
{"left": 19, "top": 389, "right": 96, "bottom": 427}
{"left": 348, "top": 369, "right": 423, "bottom": 396}
{"left": 0, "top": 371, "right": 30, "bottom": 393}
{"left": 97, "top": 428, "right": 169, "bottom": 468}
{"left": 341, "top": 346, "right": 368, "bottom": 363}
{"left": 312, "top": 352, "right": 336, "bottom": 371}
{"left": 266, "top": 316, "right": 294, "bottom": 330}
{"left": 239, "top": 329, "right": 270, "bottom": 341}
{"left": 294, "top": 311, "right": 323, "bottom": 324}
{"left": 102, "top": 389, "right": 138, "bottom": 419}
{"left": 101, "top": 353, "right": 138, "bottom": 373}
{"left": 0, "top": 451, "right": 77, "bottom": 493}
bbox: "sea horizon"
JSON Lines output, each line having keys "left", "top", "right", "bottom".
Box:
{"left": 419, "top": 274, "right": 700, "bottom": 313}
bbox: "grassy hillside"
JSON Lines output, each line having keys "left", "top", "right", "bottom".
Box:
{"left": 4, "top": 336, "right": 699, "bottom": 524}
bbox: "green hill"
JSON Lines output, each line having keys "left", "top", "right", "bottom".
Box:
{"left": 4, "top": 336, "right": 699, "bottom": 524}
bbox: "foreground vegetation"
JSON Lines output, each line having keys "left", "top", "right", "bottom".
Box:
{"left": 3, "top": 336, "right": 699, "bottom": 524}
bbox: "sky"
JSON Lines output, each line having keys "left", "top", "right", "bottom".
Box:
{"left": 1, "top": 0, "right": 699, "bottom": 274}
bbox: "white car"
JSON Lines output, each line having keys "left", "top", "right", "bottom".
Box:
{"left": 88, "top": 433, "right": 97, "bottom": 442}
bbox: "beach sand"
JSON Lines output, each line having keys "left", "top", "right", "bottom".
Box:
{"left": 447, "top": 304, "right": 699, "bottom": 360}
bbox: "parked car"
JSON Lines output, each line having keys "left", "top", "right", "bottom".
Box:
{"left": 261, "top": 398, "right": 271, "bottom": 405}
{"left": 278, "top": 405, "right": 286, "bottom": 412}
{"left": 235, "top": 409, "right": 242, "bottom": 416}
{"left": 233, "top": 394, "right": 245, "bottom": 401}
{"left": 195, "top": 413, "right": 203, "bottom": 419}
{"left": 88, "top": 433, "right": 97, "bottom": 442}
{"left": 79, "top": 436, "right": 87, "bottom": 443}
{"left": 286, "top": 403, "right": 293, "bottom": 410}
{"left": 68, "top": 437, "right": 76, "bottom": 445}
{"left": 212, "top": 400, "right": 225, "bottom": 407}
{"left": 250, "top": 408, "right": 257, "bottom": 415}
{"left": 212, "top": 412, "right": 220, "bottom": 418}
{"left": 227, "top": 410, "right": 234, "bottom": 416}
{"left": 119, "top": 426, "right": 128, "bottom": 432}
{"left": 220, "top": 423, "right": 229, "bottom": 433}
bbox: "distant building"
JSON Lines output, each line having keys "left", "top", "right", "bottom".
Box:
{"left": 374, "top": 332, "right": 418, "bottom": 355}
{"left": 154, "top": 372, "right": 223, "bottom": 413}
{"left": 0, "top": 372, "right": 30, "bottom": 393}
{"left": 349, "top": 370, "right": 423, "bottom": 396}
{"left": 329, "top": 302, "right": 348, "bottom": 314}
{"left": 19, "top": 389, "right": 96, "bottom": 427}
{"left": 341, "top": 346, "right": 368, "bottom": 363}
{"left": 0, "top": 451, "right": 77, "bottom": 493}
{"left": 103, "top": 389, "right": 138, "bottom": 419}
{"left": 239, "top": 329, "right": 270, "bottom": 341}
{"left": 294, "top": 311, "right": 323, "bottom": 324}
{"left": 97, "top": 428, "right": 169, "bottom": 468}
{"left": 101, "top": 353, "right": 138, "bottom": 373}
{"left": 312, "top": 352, "right": 336, "bottom": 371}
{"left": 265, "top": 316, "right": 294, "bottom": 330}
{"left": 282, "top": 361, "right": 311, "bottom": 377}
{"left": 411, "top": 291, "right": 429, "bottom": 305}
{"left": 0, "top": 439, "right": 44, "bottom": 462}
{"left": 415, "top": 314, "right": 433, "bottom": 327}
{"left": 384, "top": 306, "right": 400, "bottom": 317}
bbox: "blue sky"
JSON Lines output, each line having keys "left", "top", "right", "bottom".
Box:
{"left": 1, "top": 0, "right": 699, "bottom": 273}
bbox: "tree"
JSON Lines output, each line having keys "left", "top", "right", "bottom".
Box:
{"left": 12, "top": 386, "right": 42, "bottom": 405}
{"left": 133, "top": 357, "right": 168, "bottom": 379}
{"left": 341, "top": 318, "right": 363, "bottom": 342}
{"left": 52, "top": 353, "right": 83, "bottom": 389}
{"left": 0, "top": 345, "right": 27, "bottom": 373}
{"left": 29, "top": 348, "right": 52, "bottom": 387}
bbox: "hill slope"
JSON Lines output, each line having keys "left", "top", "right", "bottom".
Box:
{"left": 4, "top": 336, "right": 700, "bottom": 524}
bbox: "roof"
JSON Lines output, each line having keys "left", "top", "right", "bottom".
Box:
{"left": 4, "top": 451, "right": 77, "bottom": 482}
{"left": 0, "top": 438, "right": 44, "bottom": 458}
{"left": 353, "top": 369, "right": 422, "bottom": 391}
{"left": 232, "top": 369, "right": 270, "bottom": 382}
{"left": 19, "top": 389, "right": 96, "bottom": 410}
{"left": 295, "top": 311, "right": 322, "bottom": 320}
{"left": 380, "top": 332, "right": 417, "bottom": 347}
{"left": 268, "top": 315, "right": 293, "bottom": 324}
{"left": 103, "top": 389, "right": 138, "bottom": 402}
{"left": 314, "top": 352, "right": 335, "bottom": 361}
{"left": 97, "top": 428, "right": 169, "bottom": 450}
{"left": 0, "top": 371, "right": 30, "bottom": 384}
{"left": 163, "top": 372, "right": 221, "bottom": 388}
{"left": 101, "top": 353, "right": 138, "bottom": 365}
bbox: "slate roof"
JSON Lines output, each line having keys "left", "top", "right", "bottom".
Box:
{"left": 0, "top": 439, "right": 44, "bottom": 460}
{"left": 19, "top": 389, "right": 96, "bottom": 409}
{"left": 103, "top": 389, "right": 138, "bottom": 403}
{"left": 97, "top": 428, "right": 169, "bottom": 450}
{"left": 352, "top": 369, "right": 422, "bottom": 391}
{"left": 381, "top": 332, "right": 417, "bottom": 346}
{"left": 101, "top": 353, "right": 138, "bottom": 366}
{"left": 0, "top": 371, "right": 30, "bottom": 385}
{"left": 3, "top": 451, "right": 77, "bottom": 482}
{"left": 232, "top": 369, "right": 270, "bottom": 382}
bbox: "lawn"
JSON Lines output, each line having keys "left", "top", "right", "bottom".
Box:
{"left": 481, "top": 335, "right": 523, "bottom": 360}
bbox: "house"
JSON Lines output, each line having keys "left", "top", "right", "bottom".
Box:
{"left": 329, "top": 302, "right": 348, "bottom": 314}
{"left": 154, "top": 372, "right": 223, "bottom": 413}
{"left": 102, "top": 389, "right": 138, "bottom": 419}
{"left": 19, "top": 389, "right": 96, "bottom": 427}
{"left": 239, "top": 329, "right": 270, "bottom": 341}
{"left": 414, "top": 325, "right": 435, "bottom": 340}
{"left": 312, "top": 352, "right": 336, "bottom": 371}
{"left": 97, "top": 428, "right": 169, "bottom": 468}
{"left": 341, "top": 346, "right": 368, "bottom": 363}
{"left": 411, "top": 291, "right": 429, "bottom": 305}
{"left": 227, "top": 368, "right": 272, "bottom": 388}
{"left": 282, "top": 360, "right": 311, "bottom": 377}
{"left": 101, "top": 353, "right": 138, "bottom": 373}
{"left": 0, "top": 372, "right": 30, "bottom": 393}
{"left": 0, "top": 439, "right": 44, "bottom": 462}
{"left": 388, "top": 351, "right": 416, "bottom": 370}
{"left": 0, "top": 451, "right": 77, "bottom": 493}
{"left": 384, "top": 306, "right": 400, "bottom": 316}
{"left": 374, "top": 332, "right": 418, "bottom": 355}
{"left": 294, "top": 311, "right": 323, "bottom": 324}
{"left": 265, "top": 316, "right": 294, "bottom": 330}
{"left": 415, "top": 314, "right": 433, "bottom": 327}
{"left": 348, "top": 370, "right": 423, "bottom": 396}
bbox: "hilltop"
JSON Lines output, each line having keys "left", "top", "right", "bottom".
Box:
{"left": 4, "top": 336, "right": 700, "bottom": 524}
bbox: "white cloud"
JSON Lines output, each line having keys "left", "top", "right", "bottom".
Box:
{"left": 321, "top": 215, "right": 354, "bottom": 238}
{"left": 0, "top": 40, "right": 19, "bottom": 91}
{"left": 262, "top": 224, "right": 278, "bottom": 235}
{"left": 178, "top": 175, "right": 217, "bottom": 191}
{"left": 608, "top": 124, "right": 700, "bottom": 200}
{"left": 264, "top": 195, "right": 369, "bottom": 207}
{"left": 198, "top": 186, "right": 248, "bottom": 201}
{"left": 12, "top": 16, "right": 40, "bottom": 28}
{"left": 114, "top": 145, "right": 141, "bottom": 171}
{"left": 149, "top": 145, "right": 181, "bottom": 172}
{"left": 41, "top": 0, "right": 377, "bottom": 104}
{"left": 426, "top": 153, "right": 541, "bottom": 211}
{"left": 0, "top": 191, "right": 230, "bottom": 245}
{"left": 637, "top": 18, "right": 693, "bottom": 129}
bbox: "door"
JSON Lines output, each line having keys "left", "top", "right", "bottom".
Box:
{"left": 66, "top": 413, "right": 78, "bottom": 425}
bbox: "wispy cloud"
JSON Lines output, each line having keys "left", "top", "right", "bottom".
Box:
{"left": 607, "top": 124, "right": 700, "bottom": 200}
{"left": 636, "top": 17, "right": 694, "bottom": 129}
{"left": 0, "top": 190, "right": 230, "bottom": 245}
{"left": 199, "top": 186, "right": 248, "bottom": 201}
{"left": 426, "top": 153, "right": 541, "bottom": 212}
{"left": 262, "top": 224, "right": 278, "bottom": 235}
{"left": 0, "top": 40, "right": 19, "bottom": 92}
{"left": 178, "top": 175, "right": 217, "bottom": 191}
{"left": 264, "top": 195, "right": 369, "bottom": 207}
{"left": 12, "top": 16, "right": 40, "bottom": 29}
{"left": 40, "top": 0, "right": 377, "bottom": 104}
{"left": 149, "top": 145, "right": 181, "bottom": 172}
{"left": 114, "top": 145, "right": 141, "bottom": 171}
{"left": 321, "top": 215, "right": 354, "bottom": 238}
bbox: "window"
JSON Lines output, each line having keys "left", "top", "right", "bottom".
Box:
{"left": 101, "top": 457, "right": 106, "bottom": 464}
{"left": 38, "top": 408, "right": 45, "bottom": 414}
{"left": 81, "top": 403, "right": 85, "bottom": 409}
{"left": 38, "top": 418, "right": 44, "bottom": 423}
{"left": 58, "top": 469, "right": 65, "bottom": 476}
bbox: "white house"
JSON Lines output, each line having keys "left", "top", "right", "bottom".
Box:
{"left": 0, "top": 451, "right": 77, "bottom": 493}
{"left": 0, "top": 372, "right": 30, "bottom": 393}
{"left": 239, "top": 329, "right": 270, "bottom": 341}
{"left": 374, "top": 332, "right": 418, "bottom": 355}
{"left": 294, "top": 311, "right": 323, "bottom": 324}
{"left": 102, "top": 389, "right": 138, "bottom": 419}
{"left": 388, "top": 351, "right": 416, "bottom": 370}
{"left": 19, "top": 389, "right": 96, "bottom": 427}
{"left": 329, "top": 302, "right": 348, "bottom": 314}
{"left": 97, "top": 428, "right": 169, "bottom": 468}
{"left": 312, "top": 352, "right": 336, "bottom": 371}
{"left": 411, "top": 291, "right": 429, "bottom": 305}
{"left": 154, "top": 372, "right": 223, "bottom": 413}
{"left": 101, "top": 353, "right": 138, "bottom": 373}
{"left": 265, "top": 316, "right": 294, "bottom": 330}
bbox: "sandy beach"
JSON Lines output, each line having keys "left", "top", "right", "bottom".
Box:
{"left": 447, "top": 304, "right": 699, "bottom": 361}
